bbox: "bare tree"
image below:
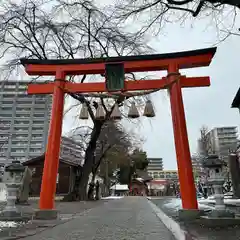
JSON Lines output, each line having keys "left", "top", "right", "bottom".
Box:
{"left": 94, "top": 122, "right": 132, "bottom": 180}
{"left": 0, "top": 0, "right": 151, "bottom": 200}
{"left": 90, "top": 122, "right": 134, "bottom": 198}
{"left": 198, "top": 125, "right": 210, "bottom": 157}
{"left": 113, "top": 0, "right": 239, "bottom": 37}
{"left": 66, "top": 121, "right": 139, "bottom": 200}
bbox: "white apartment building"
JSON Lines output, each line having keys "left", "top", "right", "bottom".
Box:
{"left": 0, "top": 81, "right": 52, "bottom": 162}
{"left": 206, "top": 126, "right": 238, "bottom": 161}
{"left": 147, "top": 158, "right": 164, "bottom": 179}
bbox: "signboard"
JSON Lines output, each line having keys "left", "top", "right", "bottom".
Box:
{"left": 105, "top": 63, "right": 125, "bottom": 92}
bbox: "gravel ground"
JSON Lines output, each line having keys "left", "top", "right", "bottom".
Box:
{"left": 21, "top": 197, "right": 175, "bottom": 240}
{"left": 150, "top": 197, "right": 240, "bottom": 240}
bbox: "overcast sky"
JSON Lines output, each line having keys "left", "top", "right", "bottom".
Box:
{"left": 62, "top": 7, "right": 240, "bottom": 170}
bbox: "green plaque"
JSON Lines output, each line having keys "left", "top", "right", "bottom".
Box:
{"left": 105, "top": 63, "right": 125, "bottom": 92}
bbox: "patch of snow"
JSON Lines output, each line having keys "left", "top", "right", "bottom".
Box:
{"left": 0, "top": 221, "right": 17, "bottom": 229}
{"left": 110, "top": 184, "right": 128, "bottom": 191}
{"left": 207, "top": 194, "right": 233, "bottom": 200}
{"left": 101, "top": 196, "right": 124, "bottom": 200}
{"left": 163, "top": 198, "right": 214, "bottom": 210}
{"left": 198, "top": 198, "right": 240, "bottom": 205}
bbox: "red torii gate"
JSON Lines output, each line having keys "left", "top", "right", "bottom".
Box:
{"left": 20, "top": 47, "right": 216, "bottom": 215}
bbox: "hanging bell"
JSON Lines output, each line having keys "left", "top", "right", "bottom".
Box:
{"left": 95, "top": 102, "right": 106, "bottom": 120}
{"left": 79, "top": 102, "right": 89, "bottom": 120}
{"left": 143, "top": 100, "right": 155, "bottom": 117}
{"left": 128, "top": 102, "right": 140, "bottom": 119}
{"left": 110, "top": 104, "right": 122, "bottom": 120}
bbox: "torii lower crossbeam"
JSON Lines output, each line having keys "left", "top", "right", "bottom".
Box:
{"left": 27, "top": 76, "right": 210, "bottom": 94}
{"left": 21, "top": 47, "right": 216, "bottom": 216}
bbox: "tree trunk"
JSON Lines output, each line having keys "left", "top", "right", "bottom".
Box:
{"left": 228, "top": 153, "right": 240, "bottom": 198}
{"left": 77, "top": 121, "right": 104, "bottom": 200}
{"left": 87, "top": 172, "right": 96, "bottom": 200}
{"left": 63, "top": 121, "right": 104, "bottom": 201}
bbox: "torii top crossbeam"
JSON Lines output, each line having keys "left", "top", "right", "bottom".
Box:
{"left": 21, "top": 47, "right": 216, "bottom": 75}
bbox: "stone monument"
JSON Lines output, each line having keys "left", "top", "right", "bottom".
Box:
{"left": 202, "top": 155, "right": 235, "bottom": 219}
{"left": 16, "top": 166, "right": 32, "bottom": 205}
{"left": 0, "top": 160, "right": 29, "bottom": 221}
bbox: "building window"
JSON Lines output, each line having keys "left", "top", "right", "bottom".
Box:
{"left": 33, "top": 121, "right": 44, "bottom": 125}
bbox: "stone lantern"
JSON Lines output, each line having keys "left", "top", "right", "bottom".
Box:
{"left": 202, "top": 155, "right": 234, "bottom": 218}
{"left": 0, "top": 160, "right": 25, "bottom": 220}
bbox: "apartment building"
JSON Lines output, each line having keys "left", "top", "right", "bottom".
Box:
{"left": 148, "top": 170, "right": 178, "bottom": 180}
{"left": 0, "top": 81, "right": 52, "bottom": 162}
{"left": 147, "top": 158, "right": 164, "bottom": 179}
{"left": 206, "top": 126, "right": 238, "bottom": 161}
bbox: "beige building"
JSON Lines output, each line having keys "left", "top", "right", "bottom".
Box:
{"left": 206, "top": 127, "right": 238, "bottom": 161}
{"left": 148, "top": 170, "right": 178, "bottom": 180}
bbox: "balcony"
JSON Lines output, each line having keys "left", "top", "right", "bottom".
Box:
{"left": 31, "top": 131, "right": 44, "bottom": 135}
{"left": 2, "top": 94, "right": 16, "bottom": 98}
{"left": 32, "top": 123, "right": 45, "bottom": 127}
{"left": 31, "top": 136, "right": 43, "bottom": 140}
{"left": 29, "top": 151, "right": 43, "bottom": 157}
{"left": 11, "top": 136, "right": 29, "bottom": 141}
{"left": 14, "top": 123, "right": 30, "bottom": 128}
{"left": 32, "top": 117, "right": 46, "bottom": 121}
{"left": 1, "top": 104, "right": 13, "bottom": 108}
{"left": 0, "top": 114, "right": 13, "bottom": 118}
{"left": 11, "top": 139, "right": 28, "bottom": 144}
{"left": 13, "top": 130, "right": 30, "bottom": 135}
{"left": 11, "top": 144, "right": 28, "bottom": 148}
{"left": 10, "top": 152, "right": 26, "bottom": 157}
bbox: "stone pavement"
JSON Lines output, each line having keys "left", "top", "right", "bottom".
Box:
{"left": 23, "top": 197, "right": 175, "bottom": 240}
{"left": 0, "top": 200, "right": 107, "bottom": 239}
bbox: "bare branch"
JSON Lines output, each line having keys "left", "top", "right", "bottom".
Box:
{"left": 113, "top": 0, "right": 239, "bottom": 38}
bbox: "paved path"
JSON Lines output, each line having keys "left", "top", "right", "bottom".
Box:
{"left": 24, "top": 197, "right": 175, "bottom": 240}
{"left": 0, "top": 200, "right": 108, "bottom": 239}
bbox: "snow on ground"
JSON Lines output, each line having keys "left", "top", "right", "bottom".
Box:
{"left": 199, "top": 198, "right": 240, "bottom": 205}
{"left": 0, "top": 221, "right": 18, "bottom": 231}
{"left": 101, "top": 196, "right": 124, "bottom": 200}
{"left": 163, "top": 198, "right": 215, "bottom": 210}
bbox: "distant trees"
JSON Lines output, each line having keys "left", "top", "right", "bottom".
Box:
{"left": 116, "top": 149, "right": 148, "bottom": 185}
{"left": 197, "top": 125, "right": 210, "bottom": 158}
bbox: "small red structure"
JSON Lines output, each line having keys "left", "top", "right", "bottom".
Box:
{"left": 20, "top": 47, "right": 216, "bottom": 211}
{"left": 130, "top": 179, "right": 149, "bottom": 196}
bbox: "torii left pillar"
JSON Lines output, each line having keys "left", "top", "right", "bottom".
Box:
{"left": 35, "top": 71, "right": 66, "bottom": 220}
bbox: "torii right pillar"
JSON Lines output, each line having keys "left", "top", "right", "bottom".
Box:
{"left": 168, "top": 64, "right": 203, "bottom": 219}
{"left": 168, "top": 64, "right": 198, "bottom": 204}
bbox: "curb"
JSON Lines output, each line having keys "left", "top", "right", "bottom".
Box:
{"left": 148, "top": 200, "right": 194, "bottom": 240}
